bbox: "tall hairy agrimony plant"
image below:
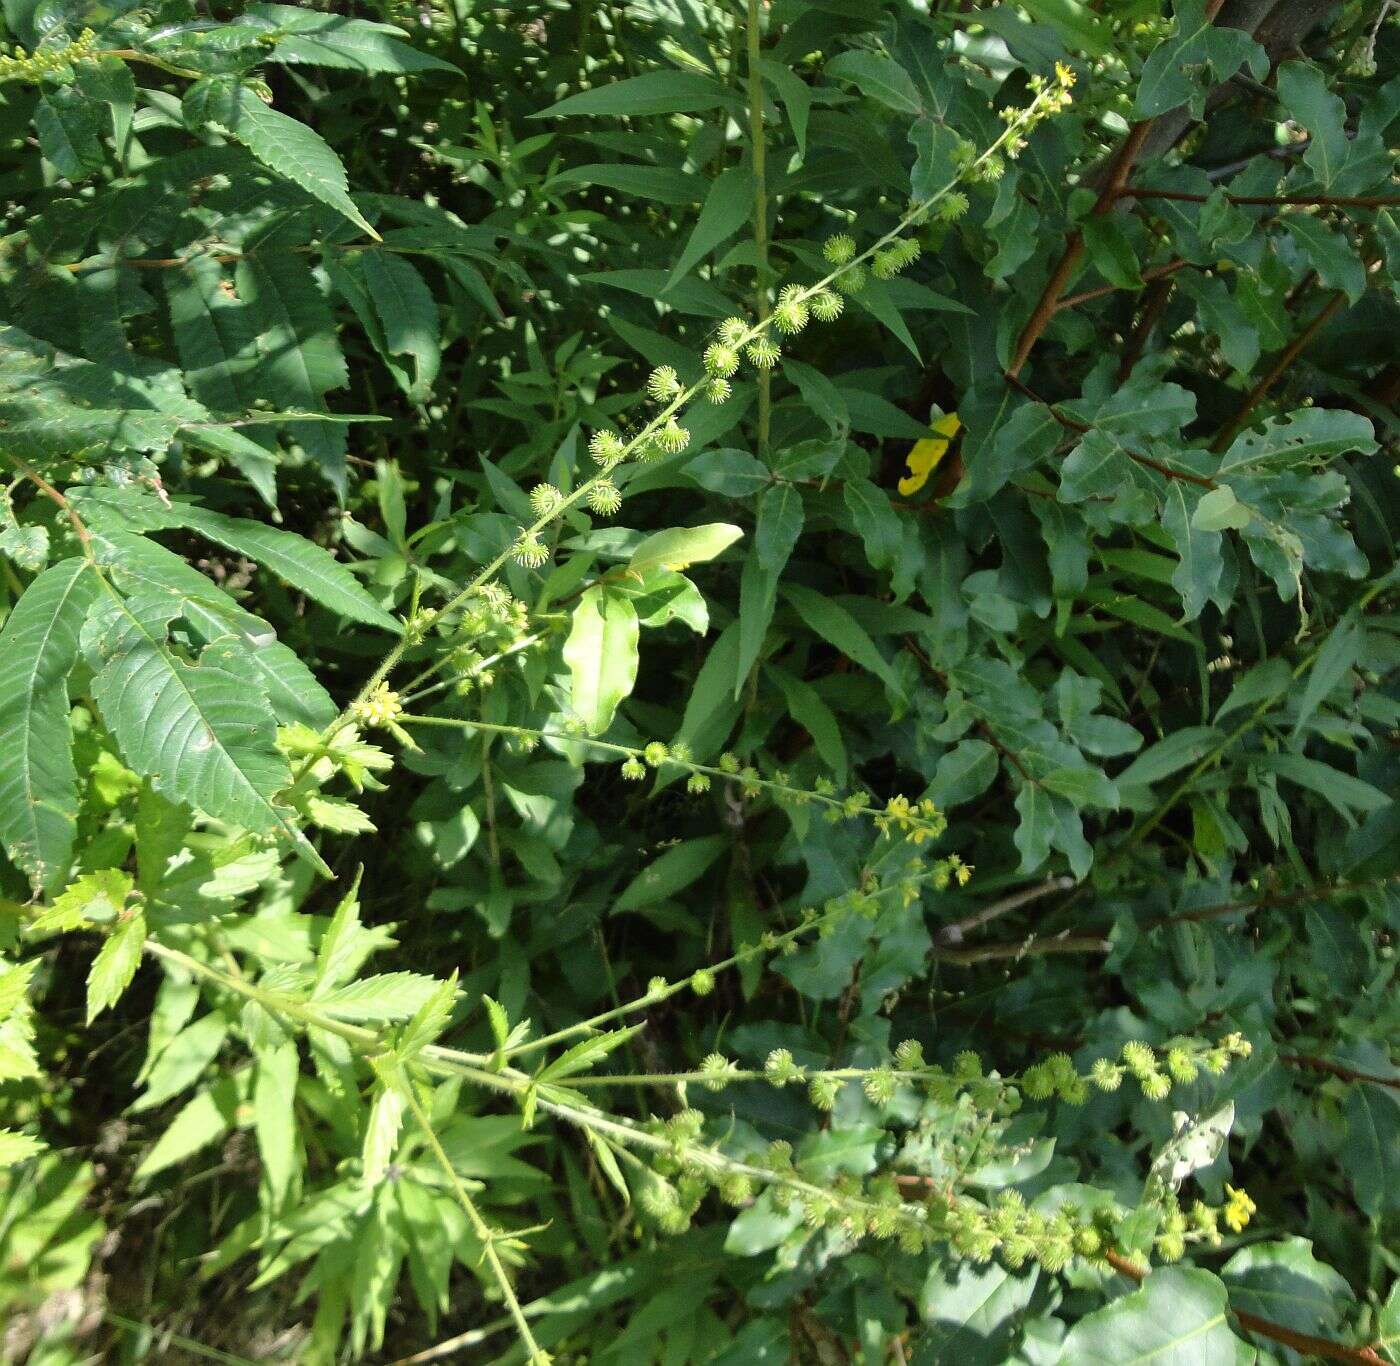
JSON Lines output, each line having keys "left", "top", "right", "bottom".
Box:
{"left": 1, "top": 1, "right": 1397, "bottom": 1363}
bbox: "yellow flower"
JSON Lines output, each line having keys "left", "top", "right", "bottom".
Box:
{"left": 351, "top": 684, "right": 404, "bottom": 728}
{"left": 1223, "top": 1185, "right": 1256, "bottom": 1233}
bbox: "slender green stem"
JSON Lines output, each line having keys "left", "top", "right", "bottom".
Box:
{"left": 398, "top": 713, "right": 948, "bottom": 842}
{"left": 746, "top": 0, "right": 771, "bottom": 462}
{"left": 392, "top": 1065, "right": 549, "bottom": 1365}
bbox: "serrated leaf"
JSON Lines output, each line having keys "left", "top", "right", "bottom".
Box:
{"left": 537, "top": 1025, "right": 642, "bottom": 1084}
{"left": 318, "top": 972, "right": 441, "bottom": 1022}
{"left": 361, "top": 1085, "right": 405, "bottom": 1186}
{"left": 234, "top": 252, "right": 350, "bottom": 495}
{"left": 71, "top": 487, "right": 400, "bottom": 632}
{"left": 83, "top": 588, "right": 299, "bottom": 844}
{"left": 135, "top": 1077, "right": 241, "bottom": 1180}
{"left": 30, "top": 868, "right": 134, "bottom": 935}
{"left": 87, "top": 912, "right": 146, "bottom": 1023}
{"left": 358, "top": 250, "right": 441, "bottom": 400}
{"left": 397, "top": 972, "right": 458, "bottom": 1059}
{"left": 268, "top": 21, "right": 460, "bottom": 75}
{"left": 0, "top": 559, "right": 99, "bottom": 892}
{"left": 184, "top": 80, "right": 379, "bottom": 240}
{"left": 0, "top": 1129, "right": 44, "bottom": 1168}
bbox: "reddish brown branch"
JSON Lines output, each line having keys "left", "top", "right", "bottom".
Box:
{"left": 1118, "top": 273, "right": 1177, "bottom": 381}
{"left": 1005, "top": 0, "right": 1228, "bottom": 379}
{"left": 1281, "top": 1054, "right": 1400, "bottom": 1091}
{"left": 1104, "top": 1252, "right": 1385, "bottom": 1364}
{"left": 1144, "top": 874, "right": 1400, "bottom": 930}
{"left": 1120, "top": 188, "right": 1400, "bottom": 209}
{"left": 1001, "top": 372, "right": 1217, "bottom": 489}
{"left": 1058, "top": 258, "right": 1193, "bottom": 311}
{"left": 937, "top": 875, "right": 1076, "bottom": 945}
{"left": 932, "top": 933, "right": 1110, "bottom": 965}
{"left": 1007, "top": 119, "right": 1157, "bottom": 377}
{"left": 1211, "top": 290, "right": 1348, "bottom": 451}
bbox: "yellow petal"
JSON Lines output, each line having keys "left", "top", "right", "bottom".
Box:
{"left": 897, "top": 412, "right": 962, "bottom": 497}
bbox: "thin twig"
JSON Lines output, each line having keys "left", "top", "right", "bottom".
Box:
{"left": 1119, "top": 188, "right": 1400, "bottom": 209}
{"left": 1211, "top": 290, "right": 1348, "bottom": 451}
{"left": 936, "top": 876, "right": 1075, "bottom": 944}
{"left": 1281, "top": 1054, "right": 1400, "bottom": 1091}
{"left": 1057, "top": 257, "right": 1192, "bottom": 310}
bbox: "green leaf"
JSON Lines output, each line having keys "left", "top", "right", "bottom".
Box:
{"left": 30, "top": 868, "right": 134, "bottom": 934}
{"left": 1222, "top": 1237, "right": 1353, "bottom": 1340}
{"left": 553, "top": 163, "right": 702, "bottom": 206}
{"left": 130, "top": 1012, "right": 230, "bottom": 1113}
{"left": 1286, "top": 217, "right": 1366, "bottom": 303}
{"left": 361, "top": 1084, "right": 405, "bottom": 1187}
{"left": 687, "top": 449, "right": 770, "bottom": 497}
{"left": 253, "top": 1040, "right": 300, "bottom": 1210}
{"left": 1013, "top": 782, "right": 1053, "bottom": 873}
{"left": 397, "top": 972, "right": 458, "bottom": 1059}
{"left": 1191, "top": 486, "right": 1250, "bottom": 532}
{"left": 86, "top": 911, "right": 146, "bottom": 1023}
{"left": 358, "top": 250, "right": 441, "bottom": 400}
{"left": 781, "top": 583, "right": 906, "bottom": 703}
{"left": 1293, "top": 617, "right": 1363, "bottom": 738}
{"left": 1136, "top": 0, "right": 1267, "bottom": 118}
{"left": 234, "top": 253, "right": 350, "bottom": 494}
{"left": 930, "top": 739, "right": 998, "bottom": 809}
{"left": 0, "top": 1129, "right": 44, "bottom": 1169}
{"left": 135, "top": 1077, "right": 241, "bottom": 1180}
{"left": 918, "top": 1260, "right": 1039, "bottom": 1361}
{"left": 534, "top": 70, "right": 732, "bottom": 118}
{"left": 629, "top": 524, "right": 743, "bottom": 576}
{"left": 666, "top": 168, "right": 754, "bottom": 290}
{"left": 1163, "top": 483, "right": 1225, "bottom": 620}
{"left": 1082, "top": 217, "right": 1142, "bottom": 289}
{"left": 83, "top": 588, "right": 299, "bottom": 844}
{"left": 1264, "top": 753, "right": 1389, "bottom": 819}
{"left": 783, "top": 359, "right": 849, "bottom": 435}
{"left": 35, "top": 87, "right": 104, "bottom": 179}
{"left": 1116, "top": 727, "right": 1219, "bottom": 788}
{"left": 537, "top": 1025, "right": 643, "bottom": 1082}
{"left": 613, "top": 835, "right": 729, "bottom": 914}
{"left": 770, "top": 666, "right": 847, "bottom": 786}
{"left": 266, "top": 19, "right": 461, "bottom": 75}
{"left": 184, "top": 80, "right": 380, "bottom": 240}
{"left": 1277, "top": 63, "right": 1349, "bottom": 189}
{"left": 318, "top": 972, "right": 442, "bottom": 1022}
{"left": 1058, "top": 1267, "right": 1247, "bottom": 1363}
{"left": 825, "top": 51, "right": 922, "bottom": 115}
{"left": 755, "top": 484, "right": 805, "bottom": 574}
{"left": 0, "top": 559, "right": 99, "bottom": 893}
{"left": 563, "top": 586, "right": 640, "bottom": 735}
{"left": 1345, "top": 1084, "right": 1400, "bottom": 1216}
{"left": 734, "top": 550, "right": 781, "bottom": 698}
{"left": 71, "top": 487, "right": 400, "bottom": 632}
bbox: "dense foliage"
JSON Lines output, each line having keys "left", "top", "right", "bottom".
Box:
{"left": 1, "top": 0, "right": 1398, "bottom": 1361}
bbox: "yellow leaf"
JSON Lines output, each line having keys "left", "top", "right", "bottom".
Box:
{"left": 897, "top": 412, "right": 961, "bottom": 496}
